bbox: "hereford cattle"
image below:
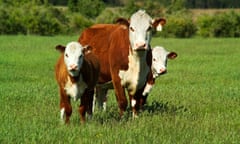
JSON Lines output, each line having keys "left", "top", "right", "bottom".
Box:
{"left": 55, "top": 42, "right": 100, "bottom": 124}
{"left": 94, "top": 46, "right": 177, "bottom": 111}
{"left": 79, "top": 10, "right": 166, "bottom": 117}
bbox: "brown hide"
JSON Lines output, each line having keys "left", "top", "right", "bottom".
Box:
{"left": 79, "top": 24, "right": 120, "bottom": 83}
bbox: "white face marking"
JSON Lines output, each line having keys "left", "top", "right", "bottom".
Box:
{"left": 152, "top": 46, "right": 170, "bottom": 78}
{"left": 64, "top": 42, "right": 84, "bottom": 77}
{"left": 142, "top": 83, "right": 153, "bottom": 96}
{"left": 64, "top": 75, "right": 87, "bottom": 101}
{"left": 60, "top": 108, "right": 65, "bottom": 120}
{"left": 129, "top": 10, "right": 152, "bottom": 50}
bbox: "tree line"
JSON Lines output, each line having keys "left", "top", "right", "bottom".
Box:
{"left": 0, "top": 0, "right": 240, "bottom": 37}
{"left": 48, "top": 0, "right": 240, "bottom": 8}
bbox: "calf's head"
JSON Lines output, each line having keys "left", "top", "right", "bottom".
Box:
{"left": 129, "top": 10, "right": 166, "bottom": 51}
{"left": 56, "top": 42, "right": 85, "bottom": 77}
{"left": 152, "top": 46, "right": 177, "bottom": 78}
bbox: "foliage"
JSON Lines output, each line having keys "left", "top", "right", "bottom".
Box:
{"left": 68, "top": 0, "right": 105, "bottom": 19}
{"left": 123, "top": 0, "right": 139, "bottom": 16}
{"left": 0, "top": 36, "right": 240, "bottom": 143}
{"left": 0, "top": 0, "right": 240, "bottom": 37}
{"left": 197, "top": 11, "right": 240, "bottom": 37}
{"left": 67, "top": 13, "right": 93, "bottom": 34}
{"left": 186, "top": 0, "right": 240, "bottom": 8}
{"left": 166, "top": 0, "right": 187, "bottom": 14}
{"left": 0, "top": 2, "right": 93, "bottom": 35}
{"left": 159, "top": 11, "right": 197, "bottom": 38}
{"left": 95, "top": 8, "right": 122, "bottom": 24}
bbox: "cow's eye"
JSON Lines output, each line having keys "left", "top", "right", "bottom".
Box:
{"left": 153, "top": 58, "right": 156, "bottom": 61}
{"left": 130, "top": 27, "right": 135, "bottom": 32}
{"left": 65, "top": 54, "right": 68, "bottom": 58}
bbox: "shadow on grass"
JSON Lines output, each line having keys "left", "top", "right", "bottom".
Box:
{"left": 92, "top": 101, "right": 188, "bottom": 124}
{"left": 142, "top": 100, "right": 188, "bottom": 115}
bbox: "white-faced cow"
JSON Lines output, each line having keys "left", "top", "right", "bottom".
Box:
{"left": 79, "top": 10, "right": 166, "bottom": 117}
{"left": 55, "top": 42, "right": 100, "bottom": 124}
{"left": 94, "top": 46, "right": 177, "bottom": 111}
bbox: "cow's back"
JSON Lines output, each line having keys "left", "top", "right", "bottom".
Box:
{"left": 79, "top": 24, "right": 121, "bottom": 83}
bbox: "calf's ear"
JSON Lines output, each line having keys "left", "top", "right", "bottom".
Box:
{"left": 152, "top": 18, "right": 166, "bottom": 31}
{"left": 168, "top": 52, "right": 178, "bottom": 59}
{"left": 55, "top": 45, "right": 66, "bottom": 53}
{"left": 82, "top": 45, "right": 92, "bottom": 55}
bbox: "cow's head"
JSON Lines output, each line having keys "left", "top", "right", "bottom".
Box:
{"left": 56, "top": 42, "right": 85, "bottom": 77}
{"left": 129, "top": 10, "right": 166, "bottom": 51}
{"left": 151, "top": 46, "right": 177, "bottom": 78}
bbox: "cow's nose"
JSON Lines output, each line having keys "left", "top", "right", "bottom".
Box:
{"left": 135, "top": 42, "right": 146, "bottom": 49}
{"left": 159, "top": 68, "right": 167, "bottom": 74}
{"left": 70, "top": 64, "right": 78, "bottom": 70}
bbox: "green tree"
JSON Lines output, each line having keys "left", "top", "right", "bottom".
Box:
{"left": 68, "top": 0, "right": 105, "bottom": 18}
{"left": 78, "top": 0, "right": 105, "bottom": 18}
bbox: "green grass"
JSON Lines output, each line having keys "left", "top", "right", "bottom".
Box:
{"left": 0, "top": 35, "right": 239, "bottom": 143}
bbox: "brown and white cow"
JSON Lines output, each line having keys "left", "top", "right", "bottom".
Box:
{"left": 55, "top": 42, "right": 100, "bottom": 124}
{"left": 93, "top": 46, "right": 177, "bottom": 111}
{"left": 79, "top": 10, "right": 166, "bottom": 117}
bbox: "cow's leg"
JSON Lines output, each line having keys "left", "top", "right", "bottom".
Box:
{"left": 128, "top": 87, "right": 145, "bottom": 118}
{"left": 95, "top": 86, "right": 108, "bottom": 111}
{"left": 129, "top": 92, "right": 139, "bottom": 118}
{"left": 129, "top": 93, "right": 137, "bottom": 118}
{"left": 59, "top": 89, "right": 72, "bottom": 124}
{"left": 86, "top": 89, "right": 94, "bottom": 117}
{"left": 111, "top": 77, "right": 127, "bottom": 117}
{"left": 79, "top": 90, "right": 87, "bottom": 123}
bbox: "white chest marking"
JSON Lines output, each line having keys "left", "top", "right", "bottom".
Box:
{"left": 119, "top": 51, "right": 149, "bottom": 95}
{"left": 64, "top": 75, "right": 87, "bottom": 101}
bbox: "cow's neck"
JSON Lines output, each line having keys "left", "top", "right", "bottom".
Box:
{"left": 119, "top": 49, "right": 149, "bottom": 95}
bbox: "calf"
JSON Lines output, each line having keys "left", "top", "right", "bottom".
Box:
{"left": 55, "top": 42, "right": 100, "bottom": 124}
{"left": 141, "top": 46, "right": 177, "bottom": 105}
{"left": 93, "top": 46, "right": 177, "bottom": 111}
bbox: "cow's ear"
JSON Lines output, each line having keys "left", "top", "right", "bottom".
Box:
{"left": 152, "top": 18, "right": 166, "bottom": 31}
{"left": 115, "top": 17, "right": 130, "bottom": 28}
{"left": 82, "top": 45, "right": 92, "bottom": 55}
{"left": 168, "top": 52, "right": 177, "bottom": 59}
{"left": 55, "top": 45, "right": 66, "bottom": 53}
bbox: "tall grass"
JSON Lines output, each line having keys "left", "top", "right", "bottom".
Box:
{"left": 0, "top": 36, "right": 239, "bottom": 143}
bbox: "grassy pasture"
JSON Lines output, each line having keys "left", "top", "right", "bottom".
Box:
{"left": 0, "top": 35, "right": 239, "bottom": 143}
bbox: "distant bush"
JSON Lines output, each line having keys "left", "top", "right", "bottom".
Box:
{"left": 67, "top": 13, "right": 93, "bottom": 34}
{"left": 0, "top": 3, "right": 93, "bottom": 35}
{"left": 197, "top": 11, "right": 240, "bottom": 37}
{"left": 95, "top": 8, "right": 127, "bottom": 24}
{"left": 158, "top": 11, "right": 197, "bottom": 38}
{"left": 68, "top": 0, "right": 105, "bottom": 19}
{"left": 23, "top": 5, "right": 64, "bottom": 35}
{"left": 0, "top": 6, "right": 26, "bottom": 34}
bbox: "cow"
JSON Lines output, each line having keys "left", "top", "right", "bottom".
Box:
{"left": 79, "top": 10, "right": 166, "bottom": 118}
{"left": 93, "top": 46, "right": 177, "bottom": 111}
{"left": 55, "top": 42, "right": 100, "bottom": 124}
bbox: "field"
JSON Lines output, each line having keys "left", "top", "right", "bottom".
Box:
{"left": 0, "top": 35, "right": 239, "bottom": 143}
